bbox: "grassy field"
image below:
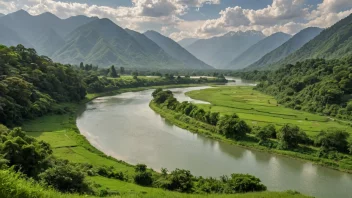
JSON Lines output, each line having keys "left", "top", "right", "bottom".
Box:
{"left": 17, "top": 84, "right": 310, "bottom": 198}
{"left": 186, "top": 86, "right": 352, "bottom": 138}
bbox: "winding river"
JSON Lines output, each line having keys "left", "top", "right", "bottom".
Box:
{"left": 77, "top": 79, "right": 352, "bottom": 198}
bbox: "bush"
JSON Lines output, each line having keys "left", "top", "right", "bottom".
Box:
{"left": 39, "top": 160, "right": 92, "bottom": 194}
{"left": 134, "top": 164, "right": 153, "bottom": 186}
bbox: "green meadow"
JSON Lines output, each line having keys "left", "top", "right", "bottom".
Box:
{"left": 186, "top": 86, "right": 352, "bottom": 138}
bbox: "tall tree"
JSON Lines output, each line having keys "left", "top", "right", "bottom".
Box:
{"left": 108, "top": 65, "right": 118, "bottom": 78}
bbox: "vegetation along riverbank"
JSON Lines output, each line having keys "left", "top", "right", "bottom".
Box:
{"left": 151, "top": 87, "right": 352, "bottom": 173}
{"left": 0, "top": 45, "right": 309, "bottom": 197}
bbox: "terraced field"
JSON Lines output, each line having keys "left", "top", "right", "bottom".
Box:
{"left": 186, "top": 86, "right": 352, "bottom": 137}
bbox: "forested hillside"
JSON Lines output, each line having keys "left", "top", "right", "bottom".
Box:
{"left": 254, "top": 57, "right": 352, "bottom": 120}
{"left": 0, "top": 10, "right": 96, "bottom": 56}
{"left": 0, "top": 45, "right": 86, "bottom": 125}
{"left": 247, "top": 27, "right": 323, "bottom": 70}
{"left": 144, "top": 30, "right": 213, "bottom": 69}
{"left": 270, "top": 13, "right": 352, "bottom": 69}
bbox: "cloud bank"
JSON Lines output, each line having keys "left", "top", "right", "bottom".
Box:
{"left": 0, "top": 0, "right": 351, "bottom": 40}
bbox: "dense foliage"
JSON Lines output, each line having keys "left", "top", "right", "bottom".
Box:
{"left": 0, "top": 45, "right": 86, "bottom": 125}
{"left": 152, "top": 89, "right": 251, "bottom": 140}
{"left": 0, "top": 45, "right": 228, "bottom": 126}
{"left": 250, "top": 58, "right": 352, "bottom": 120}
{"left": 152, "top": 89, "right": 352, "bottom": 168}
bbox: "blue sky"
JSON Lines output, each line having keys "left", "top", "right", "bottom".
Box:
{"left": 0, "top": 0, "right": 351, "bottom": 40}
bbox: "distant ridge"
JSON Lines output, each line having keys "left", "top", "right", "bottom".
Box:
{"left": 246, "top": 27, "right": 323, "bottom": 70}
{"left": 186, "top": 30, "right": 265, "bottom": 68}
{"left": 227, "top": 32, "right": 291, "bottom": 70}
{"left": 144, "top": 30, "right": 214, "bottom": 69}
{"left": 268, "top": 14, "right": 352, "bottom": 69}
{"left": 178, "top": 38, "right": 198, "bottom": 48}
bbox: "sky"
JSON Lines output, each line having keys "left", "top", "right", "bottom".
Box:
{"left": 0, "top": 0, "right": 352, "bottom": 41}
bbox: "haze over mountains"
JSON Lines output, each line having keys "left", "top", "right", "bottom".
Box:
{"left": 178, "top": 38, "right": 198, "bottom": 48}
{"left": 0, "top": 10, "right": 211, "bottom": 69}
{"left": 144, "top": 31, "right": 212, "bottom": 69}
{"left": 267, "top": 14, "right": 352, "bottom": 70}
{"left": 0, "top": 10, "right": 352, "bottom": 71}
{"left": 247, "top": 27, "right": 323, "bottom": 70}
{"left": 227, "top": 32, "right": 291, "bottom": 70}
{"left": 186, "top": 31, "right": 265, "bottom": 68}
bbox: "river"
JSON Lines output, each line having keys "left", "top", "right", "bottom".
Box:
{"left": 77, "top": 78, "right": 352, "bottom": 198}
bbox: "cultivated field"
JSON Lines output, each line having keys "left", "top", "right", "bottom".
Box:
{"left": 186, "top": 86, "right": 352, "bottom": 138}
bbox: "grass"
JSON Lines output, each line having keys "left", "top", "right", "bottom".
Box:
{"left": 186, "top": 86, "right": 352, "bottom": 138}
{"left": 16, "top": 84, "right": 310, "bottom": 198}
{"left": 150, "top": 101, "right": 352, "bottom": 173}
{"left": 0, "top": 169, "right": 310, "bottom": 198}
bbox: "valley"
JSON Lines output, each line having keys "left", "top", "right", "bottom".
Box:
{"left": 1, "top": 2, "right": 352, "bottom": 198}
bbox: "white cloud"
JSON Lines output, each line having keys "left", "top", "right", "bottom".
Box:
{"left": 0, "top": 0, "right": 352, "bottom": 41}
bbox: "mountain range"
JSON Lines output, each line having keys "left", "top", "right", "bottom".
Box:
{"left": 178, "top": 38, "right": 198, "bottom": 48}
{"left": 266, "top": 14, "right": 352, "bottom": 70}
{"left": 1, "top": 10, "right": 352, "bottom": 71}
{"left": 144, "top": 31, "right": 212, "bottom": 69}
{"left": 0, "top": 10, "right": 211, "bottom": 69}
{"left": 186, "top": 31, "right": 265, "bottom": 68}
{"left": 226, "top": 32, "right": 291, "bottom": 70}
{"left": 246, "top": 27, "right": 323, "bottom": 70}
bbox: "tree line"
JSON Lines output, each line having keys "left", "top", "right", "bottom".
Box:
{"left": 0, "top": 44, "right": 227, "bottom": 126}
{"left": 152, "top": 89, "right": 352, "bottom": 163}
{"left": 234, "top": 57, "right": 352, "bottom": 120}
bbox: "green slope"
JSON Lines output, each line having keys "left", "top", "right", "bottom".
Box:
{"left": 270, "top": 14, "right": 352, "bottom": 69}
{"left": 144, "top": 30, "right": 214, "bottom": 69}
{"left": 246, "top": 27, "right": 322, "bottom": 70}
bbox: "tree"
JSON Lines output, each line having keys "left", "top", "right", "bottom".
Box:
{"left": 120, "top": 67, "right": 125, "bottom": 75}
{"left": 0, "top": 128, "right": 52, "bottom": 177}
{"left": 153, "top": 90, "right": 173, "bottom": 104}
{"left": 79, "top": 62, "right": 84, "bottom": 70}
{"left": 132, "top": 71, "right": 138, "bottom": 79}
{"left": 39, "top": 160, "right": 92, "bottom": 193}
{"left": 226, "top": 174, "right": 267, "bottom": 193}
{"left": 255, "top": 124, "right": 277, "bottom": 141}
{"left": 315, "top": 128, "right": 350, "bottom": 153}
{"left": 217, "top": 114, "right": 251, "bottom": 140}
{"left": 167, "top": 169, "right": 193, "bottom": 193}
{"left": 134, "top": 164, "right": 153, "bottom": 186}
{"left": 108, "top": 65, "right": 118, "bottom": 78}
{"left": 277, "top": 124, "right": 307, "bottom": 149}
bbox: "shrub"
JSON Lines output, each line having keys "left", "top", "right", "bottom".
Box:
{"left": 134, "top": 164, "right": 153, "bottom": 186}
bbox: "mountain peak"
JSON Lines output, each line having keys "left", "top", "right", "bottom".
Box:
{"left": 10, "top": 9, "right": 30, "bottom": 17}
{"left": 38, "top": 12, "right": 60, "bottom": 19}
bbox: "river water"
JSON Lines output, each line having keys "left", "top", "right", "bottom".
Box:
{"left": 77, "top": 79, "right": 352, "bottom": 198}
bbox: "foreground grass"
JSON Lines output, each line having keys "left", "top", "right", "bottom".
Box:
{"left": 18, "top": 84, "right": 309, "bottom": 198}
{"left": 186, "top": 86, "right": 352, "bottom": 138}
{"left": 0, "top": 170, "right": 309, "bottom": 198}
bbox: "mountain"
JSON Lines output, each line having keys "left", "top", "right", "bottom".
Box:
{"left": 178, "top": 38, "right": 198, "bottom": 48}
{"left": 125, "top": 29, "right": 184, "bottom": 68}
{"left": 0, "top": 24, "right": 32, "bottom": 48}
{"left": 0, "top": 13, "right": 4, "bottom": 17}
{"left": 53, "top": 19, "right": 190, "bottom": 69}
{"left": 144, "top": 30, "right": 213, "bottom": 69}
{"left": 270, "top": 14, "right": 352, "bottom": 69}
{"left": 0, "top": 10, "right": 96, "bottom": 56}
{"left": 247, "top": 27, "right": 323, "bottom": 70}
{"left": 186, "top": 31, "right": 265, "bottom": 68}
{"left": 227, "top": 32, "right": 291, "bottom": 70}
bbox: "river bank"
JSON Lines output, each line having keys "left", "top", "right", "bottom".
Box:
{"left": 22, "top": 83, "right": 310, "bottom": 198}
